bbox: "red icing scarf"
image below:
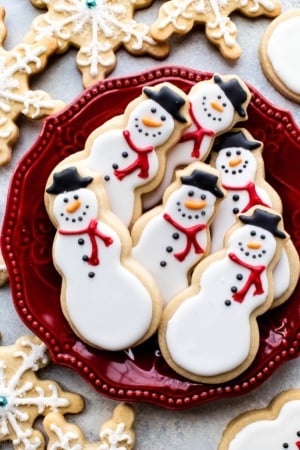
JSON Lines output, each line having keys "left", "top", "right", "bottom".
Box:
{"left": 222, "top": 181, "right": 271, "bottom": 213}
{"left": 114, "top": 130, "right": 154, "bottom": 181}
{"left": 228, "top": 252, "right": 266, "bottom": 303}
{"left": 163, "top": 213, "right": 207, "bottom": 262}
{"left": 59, "top": 219, "right": 113, "bottom": 266}
{"left": 179, "top": 104, "right": 215, "bottom": 159}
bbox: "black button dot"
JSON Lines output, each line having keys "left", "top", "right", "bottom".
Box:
{"left": 82, "top": 255, "right": 89, "bottom": 261}
{"left": 160, "top": 261, "right": 167, "bottom": 267}
{"left": 88, "top": 272, "right": 95, "bottom": 278}
{"left": 172, "top": 233, "right": 180, "bottom": 240}
{"left": 122, "top": 152, "right": 128, "bottom": 158}
{"left": 166, "top": 246, "right": 173, "bottom": 253}
{"left": 232, "top": 195, "right": 239, "bottom": 201}
{"left": 112, "top": 163, "right": 119, "bottom": 169}
{"left": 78, "top": 238, "right": 85, "bottom": 245}
{"left": 233, "top": 208, "right": 239, "bottom": 214}
{"left": 104, "top": 175, "right": 110, "bottom": 181}
{"left": 225, "top": 300, "right": 231, "bottom": 306}
{"left": 236, "top": 274, "right": 243, "bottom": 281}
{"left": 231, "top": 286, "right": 238, "bottom": 293}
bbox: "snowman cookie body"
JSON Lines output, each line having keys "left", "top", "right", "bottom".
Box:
{"left": 143, "top": 74, "right": 251, "bottom": 209}
{"left": 219, "top": 390, "right": 300, "bottom": 450}
{"left": 159, "top": 207, "right": 287, "bottom": 383}
{"left": 132, "top": 163, "right": 225, "bottom": 305}
{"left": 46, "top": 167, "right": 162, "bottom": 351}
{"left": 82, "top": 83, "right": 189, "bottom": 226}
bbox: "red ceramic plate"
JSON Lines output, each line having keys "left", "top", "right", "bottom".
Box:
{"left": 2, "top": 67, "right": 300, "bottom": 410}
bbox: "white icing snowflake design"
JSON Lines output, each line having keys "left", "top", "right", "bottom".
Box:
{"left": 0, "top": 7, "right": 64, "bottom": 165}
{"left": 27, "top": 0, "right": 169, "bottom": 87}
{"left": 0, "top": 336, "right": 83, "bottom": 450}
{"left": 44, "top": 404, "right": 135, "bottom": 450}
{"left": 150, "top": 0, "right": 281, "bottom": 59}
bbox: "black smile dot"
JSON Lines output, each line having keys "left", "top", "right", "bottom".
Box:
{"left": 160, "top": 261, "right": 167, "bottom": 267}
{"left": 225, "top": 299, "right": 231, "bottom": 306}
{"left": 112, "top": 163, "right": 119, "bottom": 169}
{"left": 78, "top": 238, "right": 85, "bottom": 245}
{"left": 60, "top": 213, "right": 64, "bottom": 217}
{"left": 88, "top": 272, "right": 95, "bottom": 278}
{"left": 104, "top": 175, "right": 110, "bottom": 181}
{"left": 78, "top": 217, "right": 83, "bottom": 221}
{"left": 72, "top": 219, "right": 76, "bottom": 223}
{"left": 172, "top": 233, "right": 180, "bottom": 240}
{"left": 188, "top": 215, "right": 192, "bottom": 220}
{"left": 245, "top": 252, "right": 250, "bottom": 256}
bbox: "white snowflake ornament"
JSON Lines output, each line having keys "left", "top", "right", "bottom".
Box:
{"left": 150, "top": 0, "right": 282, "bottom": 60}
{"left": 0, "top": 336, "right": 84, "bottom": 450}
{"left": 44, "top": 403, "right": 135, "bottom": 450}
{"left": 0, "top": 7, "right": 65, "bottom": 165}
{"left": 25, "top": 0, "right": 169, "bottom": 87}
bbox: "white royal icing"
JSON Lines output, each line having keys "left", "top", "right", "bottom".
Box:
{"left": 52, "top": 186, "right": 154, "bottom": 351}
{"left": 133, "top": 183, "right": 218, "bottom": 306}
{"left": 267, "top": 15, "right": 300, "bottom": 95}
{"left": 228, "top": 400, "right": 300, "bottom": 450}
{"left": 84, "top": 98, "right": 175, "bottom": 226}
{"left": 165, "top": 223, "right": 277, "bottom": 377}
{"left": 144, "top": 80, "right": 236, "bottom": 209}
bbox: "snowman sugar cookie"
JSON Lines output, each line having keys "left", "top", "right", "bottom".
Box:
{"left": 67, "top": 82, "right": 190, "bottom": 227}
{"left": 218, "top": 390, "right": 300, "bottom": 450}
{"left": 132, "top": 162, "right": 225, "bottom": 306}
{"left": 210, "top": 128, "right": 299, "bottom": 307}
{"left": 143, "top": 73, "right": 251, "bottom": 209}
{"left": 260, "top": 9, "right": 300, "bottom": 103}
{"left": 45, "top": 166, "right": 162, "bottom": 351}
{"left": 159, "top": 206, "right": 288, "bottom": 384}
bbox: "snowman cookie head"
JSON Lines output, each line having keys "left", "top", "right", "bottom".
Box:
{"left": 126, "top": 84, "right": 188, "bottom": 148}
{"left": 164, "top": 164, "right": 225, "bottom": 227}
{"left": 219, "top": 391, "right": 300, "bottom": 450}
{"left": 46, "top": 166, "right": 98, "bottom": 230}
{"left": 189, "top": 74, "right": 250, "bottom": 132}
{"left": 212, "top": 129, "right": 262, "bottom": 186}
{"left": 227, "top": 207, "right": 286, "bottom": 268}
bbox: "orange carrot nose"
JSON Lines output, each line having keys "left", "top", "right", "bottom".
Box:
{"left": 66, "top": 199, "right": 81, "bottom": 213}
{"left": 184, "top": 199, "right": 207, "bottom": 210}
{"left": 210, "top": 100, "right": 224, "bottom": 112}
{"left": 229, "top": 157, "right": 243, "bottom": 167}
{"left": 142, "top": 116, "right": 163, "bottom": 127}
{"left": 247, "top": 241, "right": 262, "bottom": 250}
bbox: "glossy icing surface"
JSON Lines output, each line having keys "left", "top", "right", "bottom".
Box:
{"left": 1, "top": 67, "right": 300, "bottom": 409}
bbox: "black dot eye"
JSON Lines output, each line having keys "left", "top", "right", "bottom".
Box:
{"left": 226, "top": 151, "right": 231, "bottom": 157}
{"left": 161, "top": 115, "right": 166, "bottom": 121}
{"left": 201, "top": 194, "right": 206, "bottom": 200}
{"left": 236, "top": 150, "right": 241, "bottom": 155}
{"left": 261, "top": 235, "right": 266, "bottom": 240}
{"left": 73, "top": 194, "right": 79, "bottom": 200}
{"left": 63, "top": 198, "right": 69, "bottom": 203}
{"left": 188, "top": 190, "right": 194, "bottom": 197}
{"left": 151, "top": 108, "right": 157, "bottom": 113}
{"left": 250, "top": 230, "right": 256, "bottom": 236}
{"left": 217, "top": 95, "right": 222, "bottom": 99}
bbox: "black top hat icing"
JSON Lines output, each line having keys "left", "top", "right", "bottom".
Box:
{"left": 46, "top": 166, "right": 93, "bottom": 195}
{"left": 213, "top": 130, "right": 261, "bottom": 153}
{"left": 143, "top": 85, "right": 187, "bottom": 123}
{"left": 213, "top": 74, "right": 248, "bottom": 118}
{"left": 180, "top": 169, "right": 224, "bottom": 198}
{"left": 239, "top": 208, "right": 286, "bottom": 239}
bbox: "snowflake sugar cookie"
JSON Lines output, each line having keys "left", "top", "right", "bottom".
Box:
{"left": 44, "top": 403, "right": 135, "bottom": 449}
{"left": 25, "top": 0, "right": 169, "bottom": 87}
{"left": 0, "top": 335, "right": 84, "bottom": 449}
{"left": 0, "top": 7, "right": 65, "bottom": 165}
{"left": 150, "top": 0, "right": 282, "bottom": 60}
